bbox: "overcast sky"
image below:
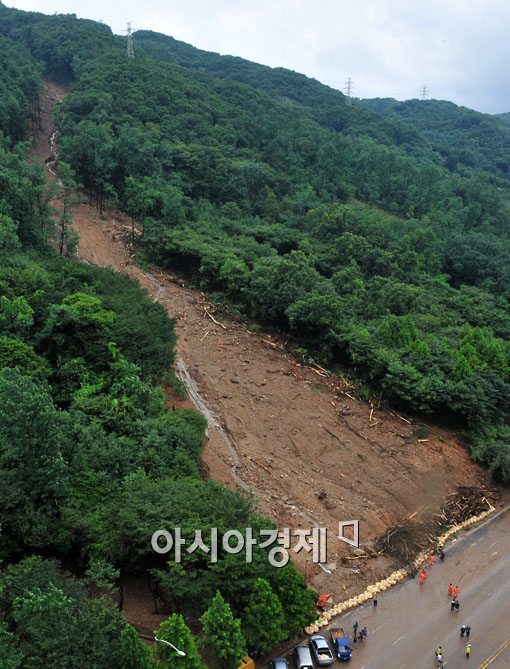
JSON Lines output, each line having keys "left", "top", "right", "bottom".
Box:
{"left": 6, "top": 1, "right": 510, "bottom": 113}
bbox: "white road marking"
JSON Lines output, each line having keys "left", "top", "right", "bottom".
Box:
{"left": 393, "top": 634, "right": 406, "bottom": 645}
{"left": 373, "top": 623, "right": 386, "bottom": 632}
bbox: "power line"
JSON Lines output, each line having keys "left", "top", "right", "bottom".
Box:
{"left": 344, "top": 77, "right": 355, "bottom": 105}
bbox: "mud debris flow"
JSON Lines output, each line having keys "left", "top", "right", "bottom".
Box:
{"left": 34, "top": 80, "right": 487, "bottom": 602}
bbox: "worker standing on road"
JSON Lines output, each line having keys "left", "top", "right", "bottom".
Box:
{"left": 373, "top": 597, "right": 378, "bottom": 608}
{"left": 439, "top": 547, "right": 446, "bottom": 560}
{"left": 460, "top": 625, "right": 466, "bottom": 637}
{"left": 362, "top": 626, "right": 368, "bottom": 639}
{"left": 448, "top": 583, "right": 453, "bottom": 597}
{"left": 429, "top": 554, "right": 435, "bottom": 567}
{"left": 420, "top": 572, "right": 426, "bottom": 586}
{"left": 466, "top": 643, "right": 471, "bottom": 658}
{"left": 455, "top": 599, "right": 460, "bottom": 612}
{"left": 353, "top": 621, "right": 359, "bottom": 636}
{"left": 451, "top": 599, "right": 456, "bottom": 611}
{"left": 465, "top": 625, "right": 471, "bottom": 637}
{"left": 453, "top": 585, "right": 460, "bottom": 599}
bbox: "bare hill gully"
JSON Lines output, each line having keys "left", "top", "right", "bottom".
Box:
{"left": 36, "top": 80, "right": 485, "bottom": 600}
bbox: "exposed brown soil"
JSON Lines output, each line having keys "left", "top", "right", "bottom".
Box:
{"left": 33, "top": 80, "right": 490, "bottom": 633}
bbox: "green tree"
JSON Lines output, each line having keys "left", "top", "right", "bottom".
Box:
{"left": 37, "top": 291, "right": 115, "bottom": 369}
{"left": 0, "top": 294, "right": 33, "bottom": 337}
{"left": 0, "top": 370, "right": 69, "bottom": 557}
{"left": 0, "top": 336, "right": 49, "bottom": 379}
{"left": 242, "top": 578, "right": 286, "bottom": 653}
{"left": 270, "top": 564, "right": 317, "bottom": 638}
{"left": 124, "top": 175, "right": 163, "bottom": 240}
{"left": 200, "top": 592, "right": 246, "bottom": 669}
{"left": 10, "top": 583, "right": 74, "bottom": 669}
{"left": 155, "top": 614, "right": 206, "bottom": 669}
{"left": 0, "top": 558, "right": 128, "bottom": 669}
{"left": 59, "top": 119, "right": 116, "bottom": 211}
{"left": 56, "top": 162, "right": 79, "bottom": 255}
{"left": 0, "top": 623, "right": 23, "bottom": 669}
{"left": 0, "top": 214, "right": 22, "bottom": 263}
{"left": 119, "top": 624, "right": 152, "bottom": 669}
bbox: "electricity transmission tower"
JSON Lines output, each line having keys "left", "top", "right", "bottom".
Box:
{"left": 126, "top": 22, "right": 134, "bottom": 59}
{"left": 420, "top": 84, "right": 429, "bottom": 100}
{"left": 344, "top": 77, "right": 355, "bottom": 105}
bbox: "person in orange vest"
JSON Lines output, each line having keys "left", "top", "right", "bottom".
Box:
{"left": 419, "top": 572, "right": 426, "bottom": 586}
{"left": 448, "top": 583, "right": 453, "bottom": 597}
{"left": 453, "top": 585, "right": 460, "bottom": 599}
{"left": 429, "top": 554, "right": 435, "bottom": 567}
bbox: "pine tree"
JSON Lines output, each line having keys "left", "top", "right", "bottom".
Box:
{"left": 119, "top": 624, "right": 151, "bottom": 669}
{"left": 242, "top": 578, "right": 286, "bottom": 653}
{"left": 200, "top": 592, "right": 246, "bottom": 669}
{"left": 155, "top": 613, "right": 206, "bottom": 669}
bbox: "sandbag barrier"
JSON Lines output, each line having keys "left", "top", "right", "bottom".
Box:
{"left": 304, "top": 504, "right": 496, "bottom": 634}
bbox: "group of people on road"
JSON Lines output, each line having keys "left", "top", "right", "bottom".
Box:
{"left": 352, "top": 621, "right": 368, "bottom": 644}
{"left": 460, "top": 624, "right": 472, "bottom": 638}
{"left": 420, "top": 552, "right": 475, "bottom": 662}
{"left": 435, "top": 638, "right": 472, "bottom": 663}
{"left": 448, "top": 582, "right": 462, "bottom": 611}
{"left": 419, "top": 550, "right": 448, "bottom": 585}
{"left": 438, "top": 584, "right": 474, "bottom": 659}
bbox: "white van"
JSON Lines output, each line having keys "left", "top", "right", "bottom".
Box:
{"left": 294, "top": 644, "right": 314, "bottom": 669}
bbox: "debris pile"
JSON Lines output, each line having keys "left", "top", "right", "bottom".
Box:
{"left": 441, "top": 485, "right": 499, "bottom": 526}
{"left": 374, "top": 519, "right": 434, "bottom": 564}
{"left": 374, "top": 485, "right": 499, "bottom": 566}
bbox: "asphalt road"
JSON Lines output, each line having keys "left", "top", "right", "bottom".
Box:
{"left": 326, "top": 506, "right": 510, "bottom": 669}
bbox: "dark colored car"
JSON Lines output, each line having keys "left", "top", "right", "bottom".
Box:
{"left": 331, "top": 628, "right": 352, "bottom": 661}
{"left": 271, "top": 658, "right": 289, "bottom": 669}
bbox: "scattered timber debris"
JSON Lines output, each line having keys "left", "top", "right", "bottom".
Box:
{"left": 374, "top": 485, "right": 499, "bottom": 567}
{"left": 442, "top": 485, "right": 499, "bottom": 526}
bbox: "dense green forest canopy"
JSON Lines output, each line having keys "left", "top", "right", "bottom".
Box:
{"left": 132, "top": 29, "right": 510, "bottom": 184}
{"left": 0, "top": 10, "right": 316, "bottom": 666}
{"left": 0, "top": 5, "right": 509, "bottom": 664}
{"left": 496, "top": 112, "right": 510, "bottom": 126}
{"left": 132, "top": 30, "right": 427, "bottom": 155}
{"left": 1, "top": 4, "right": 509, "bottom": 482}
{"left": 362, "top": 97, "right": 510, "bottom": 180}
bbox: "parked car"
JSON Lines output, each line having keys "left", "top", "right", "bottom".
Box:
{"left": 309, "top": 635, "right": 334, "bottom": 666}
{"left": 294, "top": 644, "right": 314, "bottom": 669}
{"left": 271, "top": 657, "right": 289, "bottom": 669}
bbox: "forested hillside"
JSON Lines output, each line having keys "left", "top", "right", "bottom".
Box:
{"left": 1, "top": 4, "right": 509, "bottom": 484}
{"left": 0, "top": 7, "right": 316, "bottom": 667}
{"left": 496, "top": 112, "right": 510, "bottom": 126}
{"left": 1, "top": 3, "right": 510, "bottom": 664}
{"left": 132, "top": 30, "right": 427, "bottom": 156}
{"left": 362, "top": 97, "right": 510, "bottom": 181}
{"left": 132, "top": 29, "right": 510, "bottom": 183}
